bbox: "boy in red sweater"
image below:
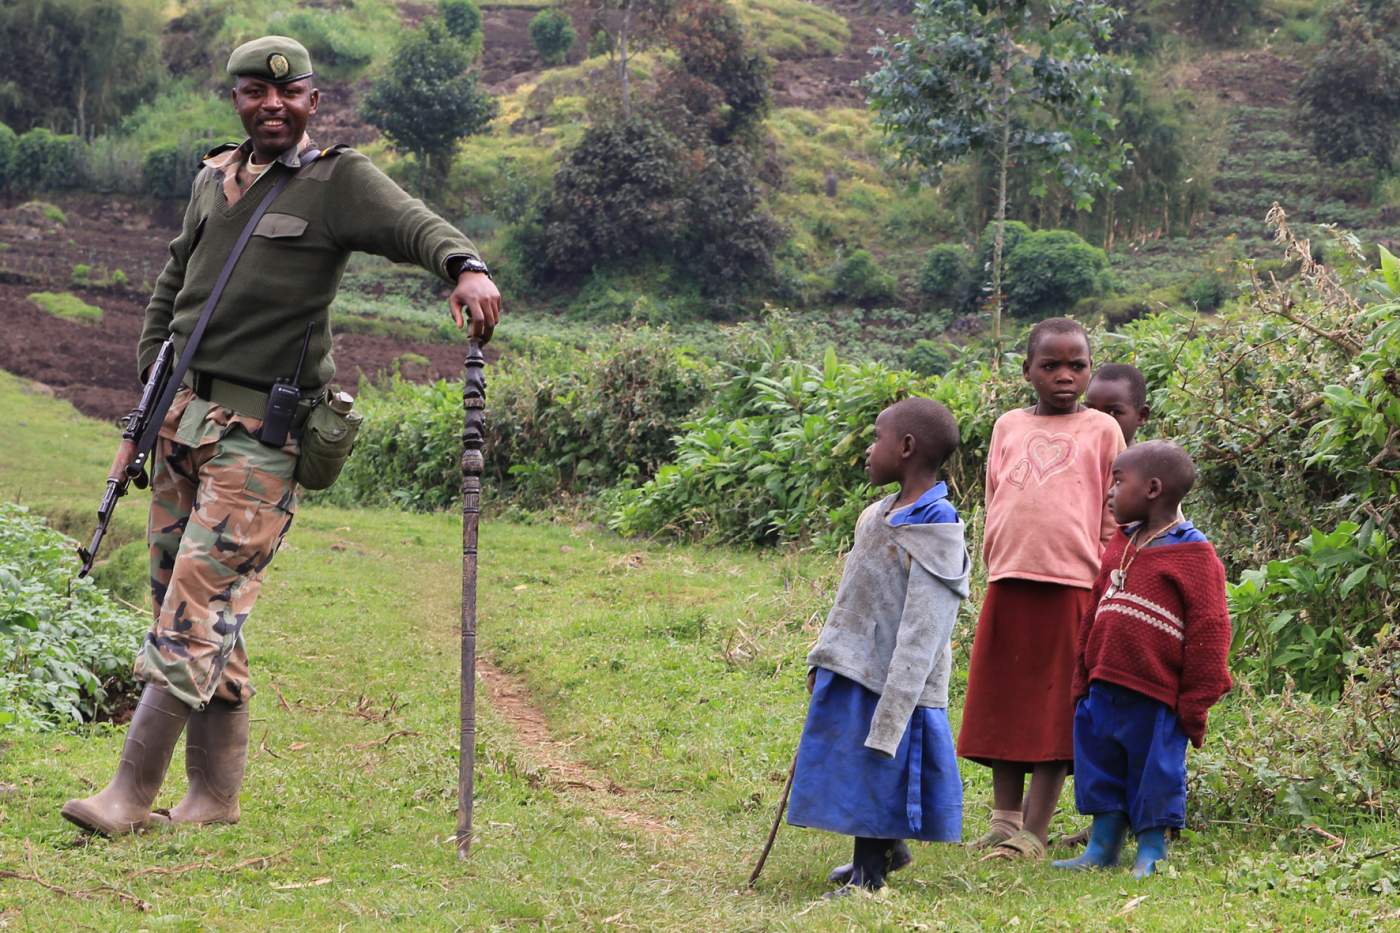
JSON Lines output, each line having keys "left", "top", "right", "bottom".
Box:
{"left": 1053, "top": 440, "right": 1232, "bottom": 878}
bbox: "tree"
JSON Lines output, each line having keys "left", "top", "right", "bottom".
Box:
{"left": 0, "top": 0, "right": 164, "bottom": 137}
{"left": 361, "top": 21, "right": 498, "bottom": 191}
{"left": 1296, "top": 0, "right": 1400, "bottom": 171}
{"left": 441, "top": 0, "right": 483, "bottom": 44}
{"left": 866, "top": 0, "right": 1127, "bottom": 343}
{"left": 660, "top": 0, "right": 771, "bottom": 143}
{"left": 530, "top": 9, "right": 578, "bottom": 65}
{"left": 572, "top": 0, "right": 675, "bottom": 117}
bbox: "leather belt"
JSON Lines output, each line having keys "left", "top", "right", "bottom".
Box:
{"left": 183, "top": 370, "right": 320, "bottom": 429}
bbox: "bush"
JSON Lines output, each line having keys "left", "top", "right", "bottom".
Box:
{"left": 529, "top": 9, "right": 577, "bottom": 66}
{"left": 12, "top": 128, "right": 81, "bottom": 192}
{"left": 1295, "top": 0, "right": 1400, "bottom": 170}
{"left": 1003, "top": 229, "right": 1111, "bottom": 318}
{"left": 1185, "top": 271, "right": 1232, "bottom": 311}
{"left": 1175, "top": 0, "right": 1262, "bottom": 41}
{"left": 830, "top": 249, "right": 898, "bottom": 306}
{"left": 141, "top": 139, "right": 215, "bottom": 199}
{"left": 905, "top": 339, "right": 954, "bottom": 376}
{"left": 441, "top": 0, "right": 483, "bottom": 44}
{"left": 0, "top": 122, "right": 16, "bottom": 191}
{"left": 975, "top": 219, "right": 1031, "bottom": 292}
{"left": 1228, "top": 523, "right": 1395, "bottom": 699}
{"left": 326, "top": 328, "right": 712, "bottom": 510}
{"left": 271, "top": 9, "right": 377, "bottom": 79}
{"left": 0, "top": 504, "right": 147, "bottom": 730}
{"left": 919, "top": 243, "right": 971, "bottom": 307}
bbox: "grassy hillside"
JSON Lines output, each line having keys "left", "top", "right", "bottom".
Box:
{"left": 2, "top": 377, "right": 1397, "bottom": 927}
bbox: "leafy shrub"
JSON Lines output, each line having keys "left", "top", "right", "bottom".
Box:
{"left": 141, "top": 139, "right": 215, "bottom": 199}
{"left": 830, "top": 249, "right": 897, "bottom": 306}
{"left": 1295, "top": 0, "right": 1400, "bottom": 170}
{"left": 441, "top": 0, "right": 483, "bottom": 44}
{"left": 588, "top": 28, "right": 613, "bottom": 57}
{"left": 1003, "top": 229, "right": 1111, "bottom": 319}
{"left": 919, "top": 244, "right": 971, "bottom": 307}
{"left": 905, "top": 339, "right": 955, "bottom": 377}
{"left": 530, "top": 9, "right": 577, "bottom": 66}
{"left": 1228, "top": 522, "right": 1395, "bottom": 699}
{"left": 0, "top": 504, "right": 147, "bottom": 730}
{"left": 1175, "top": 0, "right": 1262, "bottom": 41}
{"left": 975, "top": 219, "right": 1031, "bottom": 290}
{"left": 0, "top": 122, "right": 16, "bottom": 191}
{"left": 12, "top": 128, "right": 81, "bottom": 192}
{"left": 327, "top": 328, "right": 712, "bottom": 510}
{"left": 1185, "top": 271, "right": 1232, "bottom": 311}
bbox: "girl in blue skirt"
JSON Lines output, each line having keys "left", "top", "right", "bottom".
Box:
{"left": 787, "top": 397, "right": 970, "bottom": 895}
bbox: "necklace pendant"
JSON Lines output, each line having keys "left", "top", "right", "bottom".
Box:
{"left": 1107, "top": 569, "right": 1125, "bottom": 596}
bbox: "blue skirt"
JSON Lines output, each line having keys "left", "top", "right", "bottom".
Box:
{"left": 787, "top": 668, "right": 963, "bottom": 841}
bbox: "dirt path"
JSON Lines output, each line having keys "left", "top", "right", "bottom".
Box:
{"left": 476, "top": 658, "right": 691, "bottom": 842}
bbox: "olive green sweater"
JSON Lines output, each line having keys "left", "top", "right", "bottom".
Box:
{"left": 139, "top": 146, "right": 480, "bottom": 388}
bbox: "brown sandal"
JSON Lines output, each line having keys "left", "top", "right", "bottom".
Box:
{"left": 968, "top": 825, "right": 1017, "bottom": 850}
{"left": 980, "top": 829, "right": 1048, "bottom": 861}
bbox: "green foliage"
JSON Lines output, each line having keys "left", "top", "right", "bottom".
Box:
{"left": 441, "top": 0, "right": 484, "bottom": 44}
{"left": 27, "top": 291, "right": 102, "bottom": 323}
{"left": 905, "top": 338, "right": 955, "bottom": 377}
{"left": 1296, "top": 0, "right": 1400, "bottom": 171}
{"left": 272, "top": 9, "right": 376, "bottom": 79}
{"left": 0, "top": 122, "right": 16, "bottom": 191}
{"left": 1185, "top": 270, "right": 1233, "bottom": 311}
{"left": 830, "top": 249, "right": 897, "bottom": 306}
{"left": 328, "top": 328, "right": 711, "bottom": 510}
{"left": 0, "top": 0, "right": 164, "bottom": 137}
{"left": 141, "top": 138, "right": 216, "bottom": 199}
{"left": 530, "top": 9, "right": 577, "bottom": 66}
{"left": 730, "top": 0, "right": 848, "bottom": 59}
{"left": 26, "top": 201, "right": 66, "bottom": 225}
{"left": 1003, "top": 229, "right": 1111, "bottom": 319}
{"left": 0, "top": 504, "right": 146, "bottom": 730}
{"left": 919, "top": 243, "right": 971, "bottom": 307}
{"left": 361, "top": 21, "right": 498, "bottom": 189}
{"left": 12, "top": 128, "right": 81, "bottom": 192}
{"left": 1228, "top": 522, "right": 1394, "bottom": 699}
{"left": 664, "top": 0, "right": 771, "bottom": 143}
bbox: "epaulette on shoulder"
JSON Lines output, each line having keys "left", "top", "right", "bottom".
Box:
{"left": 201, "top": 142, "right": 240, "bottom": 161}
{"left": 298, "top": 144, "right": 353, "bottom": 181}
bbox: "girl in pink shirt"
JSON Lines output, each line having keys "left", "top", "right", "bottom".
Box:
{"left": 956, "top": 318, "right": 1125, "bottom": 860}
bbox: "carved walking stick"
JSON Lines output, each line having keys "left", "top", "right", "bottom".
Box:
{"left": 747, "top": 753, "right": 798, "bottom": 887}
{"left": 458, "top": 339, "right": 487, "bottom": 860}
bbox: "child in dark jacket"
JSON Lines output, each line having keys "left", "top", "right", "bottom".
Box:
{"left": 1054, "top": 440, "right": 1233, "bottom": 878}
{"left": 787, "top": 397, "right": 970, "bottom": 896}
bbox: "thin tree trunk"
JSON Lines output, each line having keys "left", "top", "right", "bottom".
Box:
{"left": 990, "top": 32, "right": 1012, "bottom": 349}
{"left": 620, "top": 0, "right": 633, "bottom": 118}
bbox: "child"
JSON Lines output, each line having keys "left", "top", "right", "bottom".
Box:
{"left": 1054, "top": 440, "right": 1232, "bottom": 878}
{"left": 787, "top": 397, "right": 970, "bottom": 895}
{"left": 957, "top": 317, "right": 1126, "bottom": 861}
{"left": 1086, "top": 363, "right": 1151, "bottom": 446}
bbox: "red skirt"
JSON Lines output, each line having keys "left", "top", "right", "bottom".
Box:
{"left": 956, "top": 578, "right": 1092, "bottom": 767}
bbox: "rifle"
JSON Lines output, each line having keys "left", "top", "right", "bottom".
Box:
{"left": 77, "top": 337, "right": 175, "bottom": 578}
{"left": 75, "top": 150, "right": 319, "bottom": 578}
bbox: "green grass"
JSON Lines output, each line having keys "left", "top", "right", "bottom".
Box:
{"left": 3, "top": 372, "right": 1397, "bottom": 928}
{"left": 733, "top": 0, "right": 849, "bottom": 59}
{"left": 26, "top": 291, "right": 103, "bottom": 324}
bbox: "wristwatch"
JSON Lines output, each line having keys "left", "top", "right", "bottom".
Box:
{"left": 452, "top": 256, "right": 491, "bottom": 279}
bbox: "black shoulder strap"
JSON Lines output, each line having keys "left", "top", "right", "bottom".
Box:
{"left": 136, "top": 151, "right": 322, "bottom": 452}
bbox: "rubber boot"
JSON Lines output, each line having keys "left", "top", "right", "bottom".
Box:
{"left": 824, "top": 838, "right": 891, "bottom": 898}
{"left": 1051, "top": 811, "right": 1128, "bottom": 871}
{"left": 153, "top": 698, "right": 248, "bottom": 826}
{"left": 60, "top": 685, "right": 190, "bottom": 836}
{"left": 827, "top": 839, "right": 912, "bottom": 885}
{"left": 1131, "top": 827, "right": 1168, "bottom": 878}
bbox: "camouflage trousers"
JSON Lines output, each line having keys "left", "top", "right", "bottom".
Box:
{"left": 133, "top": 386, "right": 298, "bottom": 709}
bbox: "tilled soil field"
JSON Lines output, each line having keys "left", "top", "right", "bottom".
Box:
{"left": 0, "top": 194, "right": 489, "bottom": 424}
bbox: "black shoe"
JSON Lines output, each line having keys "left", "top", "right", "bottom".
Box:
{"left": 827, "top": 839, "right": 912, "bottom": 885}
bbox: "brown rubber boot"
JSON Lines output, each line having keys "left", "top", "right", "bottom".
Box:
{"left": 60, "top": 685, "right": 190, "bottom": 836}
{"left": 153, "top": 698, "right": 248, "bottom": 826}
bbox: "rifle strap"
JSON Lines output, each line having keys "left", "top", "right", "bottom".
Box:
{"left": 136, "top": 149, "right": 323, "bottom": 455}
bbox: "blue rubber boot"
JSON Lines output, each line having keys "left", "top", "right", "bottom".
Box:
{"left": 1131, "top": 828, "right": 1168, "bottom": 878}
{"left": 1051, "top": 812, "right": 1128, "bottom": 870}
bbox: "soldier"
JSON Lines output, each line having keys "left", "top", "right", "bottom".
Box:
{"left": 61, "top": 36, "right": 501, "bottom": 836}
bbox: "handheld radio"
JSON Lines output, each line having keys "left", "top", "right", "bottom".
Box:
{"left": 260, "top": 322, "right": 315, "bottom": 448}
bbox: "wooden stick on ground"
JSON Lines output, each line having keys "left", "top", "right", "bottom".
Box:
{"left": 458, "top": 339, "right": 487, "bottom": 860}
{"left": 747, "top": 754, "right": 798, "bottom": 888}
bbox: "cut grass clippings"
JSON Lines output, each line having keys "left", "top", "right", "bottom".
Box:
{"left": 0, "top": 369, "right": 1396, "bottom": 929}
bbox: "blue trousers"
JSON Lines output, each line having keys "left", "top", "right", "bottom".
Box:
{"left": 1072, "top": 682, "right": 1188, "bottom": 834}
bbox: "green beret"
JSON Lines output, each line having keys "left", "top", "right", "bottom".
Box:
{"left": 226, "top": 36, "right": 314, "bottom": 84}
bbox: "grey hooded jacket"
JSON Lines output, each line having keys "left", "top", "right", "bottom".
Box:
{"left": 806, "top": 495, "right": 971, "bottom": 757}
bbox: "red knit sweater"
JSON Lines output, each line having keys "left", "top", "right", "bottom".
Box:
{"left": 1072, "top": 532, "right": 1234, "bottom": 747}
